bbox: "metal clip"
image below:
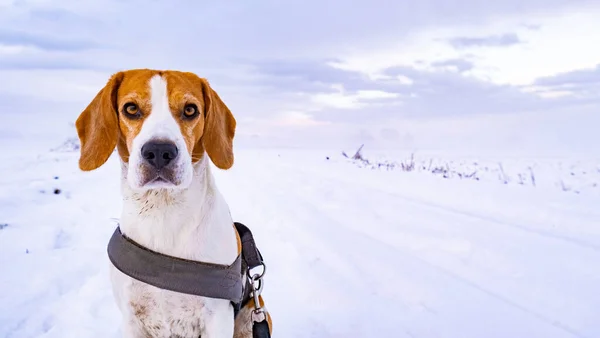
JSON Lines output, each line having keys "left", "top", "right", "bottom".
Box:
{"left": 248, "top": 263, "right": 267, "bottom": 322}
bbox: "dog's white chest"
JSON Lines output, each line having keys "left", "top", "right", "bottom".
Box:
{"left": 111, "top": 264, "right": 233, "bottom": 337}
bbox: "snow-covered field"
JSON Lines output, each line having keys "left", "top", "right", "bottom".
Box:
{"left": 341, "top": 147, "right": 600, "bottom": 195}
{"left": 1, "top": 128, "right": 600, "bottom": 337}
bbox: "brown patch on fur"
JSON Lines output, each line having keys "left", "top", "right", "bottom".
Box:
{"left": 114, "top": 70, "right": 159, "bottom": 162}
{"left": 234, "top": 224, "right": 242, "bottom": 255}
{"left": 75, "top": 68, "right": 237, "bottom": 171}
{"left": 76, "top": 72, "right": 123, "bottom": 171}
{"left": 257, "top": 295, "right": 273, "bottom": 334}
{"left": 129, "top": 297, "right": 158, "bottom": 338}
{"left": 130, "top": 300, "right": 148, "bottom": 319}
{"left": 196, "top": 77, "right": 236, "bottom": 169}
{"left": 162, "top": 72, "right": 236, "bottom": 169}
{"left": 76, "top": 69, "right": 159, "bottom": 169}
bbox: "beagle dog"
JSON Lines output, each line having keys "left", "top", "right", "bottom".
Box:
{"left": 75, "top": 69, "right": 272, "bottom": 337}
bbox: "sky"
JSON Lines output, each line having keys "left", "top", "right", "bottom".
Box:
{"left": 0, "top": 0, "right": 599, "bottom": 153}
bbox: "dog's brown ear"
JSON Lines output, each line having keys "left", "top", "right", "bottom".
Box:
{"left": 75, "top": 72, "right": 123, "bottom": 171}
{"left": 199, "top": 78, "right": 236, "bottom": 170}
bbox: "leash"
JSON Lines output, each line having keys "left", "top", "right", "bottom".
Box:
{"left": 107, "top": 222, "right": 271, "bottom": 337}
{"left": 233, "top": 222, "right": 271, "bottom": 337}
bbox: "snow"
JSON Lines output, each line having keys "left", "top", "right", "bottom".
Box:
{"left": 1, "top": 122, "right": 600, "bottom": 337}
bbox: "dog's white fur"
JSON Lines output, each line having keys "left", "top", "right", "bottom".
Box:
{"left": 110, "top": 75, "right": 241, "bottom": 337}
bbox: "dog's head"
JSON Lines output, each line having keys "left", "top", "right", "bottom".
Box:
{"left": 75, "top": 69, "right": 236, "bottom": 191}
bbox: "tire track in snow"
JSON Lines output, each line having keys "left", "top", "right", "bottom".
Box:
{"left": 221, "top": 160, "right": 587, "bottom": 338}
{"left": 219, "top": 167, "right": 418, "bottom": 337}
{"left": 276, "top": 182, "right": 586, "bottom": 338}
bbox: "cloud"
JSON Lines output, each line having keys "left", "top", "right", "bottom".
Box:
{"left": 0, "top": 0, "right": 598, "bottom": 152}
{"left": 448, "top": 33, "right": 522, "bottom": 49}
{"left": 520, "top": 23, "right": 542, "bottom": 31}
{"left": 0, "top": 69, "right": 113, "bottom": 103}
{"left": 0, "top": 57, "right": 103, "bottom": 71}
{"left": 232, "top": 52, "right": 600, "bottom": 129}
{"left": 534, "top": 64, "right": 600, "bottom": 87}
{"left": 242, "top": 57, "right": 545, "bottom": 118}
{"left": 431, "top": 59, "right": 475, "bottom": 73}
{"left": 271, "top": 111, "right": 332, "bottom": 127}
{"left": 0, "top": 29, "right": 100, "bottom": 52}
{"left": 244, "top": 58, "right": 363, "bottom": 94}
{"left": 244, "top": 61, "right": 600, "bottom": 147}
{"left": 525, "top": 64, "right": 600, "bottom": 101}
{"left": 311, "top": 87, "right": 400, "bottom": 109}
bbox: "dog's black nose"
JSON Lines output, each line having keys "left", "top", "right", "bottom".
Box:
{"left": 141, "top": 141, "right": 178, "bottom": 169}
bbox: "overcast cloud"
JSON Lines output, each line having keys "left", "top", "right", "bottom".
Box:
{"left": 0, "top": 0, "right": 599, "bottom": 150}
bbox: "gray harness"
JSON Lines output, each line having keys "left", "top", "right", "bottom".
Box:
{"left": 107, "top": 222, "right": 271, "bottom": 337}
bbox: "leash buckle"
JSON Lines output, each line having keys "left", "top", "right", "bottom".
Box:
{"left": 248, "top": 262, "right": 266, "bottom": 320}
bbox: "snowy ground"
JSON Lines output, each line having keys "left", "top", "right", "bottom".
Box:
{"left": 1, "top": 136, "right": 600, "bottom": 338}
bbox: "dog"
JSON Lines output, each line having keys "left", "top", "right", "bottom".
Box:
{"left": 75, "top": 69, "right": 272, "bottom": 337}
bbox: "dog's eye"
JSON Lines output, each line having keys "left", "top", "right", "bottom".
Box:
{"left": 183, "top": 104, "right": 198, "bottom": 119}
{"left": 123, "top": 103, "right": 141, "bottom": 118}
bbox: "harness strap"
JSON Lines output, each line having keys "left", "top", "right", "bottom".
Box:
{"left": 234, "top": 222, "right": 265, "bottom": 269}
{"left": 107, "top": 223, "right": 271, "bottom": 337}
{"left": 107, "top": 227, "right": 244, "bottom": 302}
